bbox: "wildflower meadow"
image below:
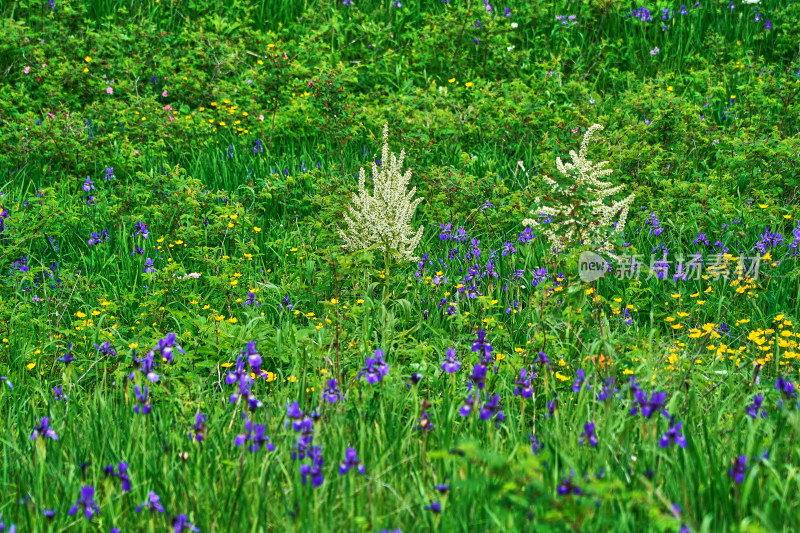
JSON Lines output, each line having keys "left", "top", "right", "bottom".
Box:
{"left": 2, "top": 0, "right": 800, "bottom": 531}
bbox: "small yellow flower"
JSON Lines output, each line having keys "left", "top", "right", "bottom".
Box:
{"left": 75, "top": 311, "right": 87, "bottom": 318}
{"left": 465, "top": 81, "right": 474, "bottom": 87}
{"left": 27, "top": 362, "right": 36, "bottom": 370}
{"left": 129, "top": 343, "right": 139, "bottom": 349}
{"left": 85, "top": 56, "right": 92, "bottom": 63}
{"left": 228, "top": 317, "right": 238, "bottom": 324}
{"left": 667, "top": 86, "right": 674, "bottom": 91}
{"left": 254, "top": 226, "right": 261, "bottom": 232}
{"left": 91, "top": 310, "right": 101, "bottom": 316}
{"left": 448, "top": 77, "right": 456, "bottom": 83}
{"left": 330, "top": 298, "right": 339, "bottom": 304}
{"left": 555, "top": 372, "right": 569, "bottom": 381}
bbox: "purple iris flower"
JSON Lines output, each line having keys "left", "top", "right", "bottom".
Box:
{"left": 300, "top": 446, "right": 325, "bottom": 487}
{"left": 502, "top": 241, "right": 517, "bottom": 256}
{"left": 94, "top": 341, "right": 117, "bottom": 357}
{"left": 30, "top": 417, "right": 59, "bottom": 441}
{"left": 729, "top": 455, "right": 747, "bottom": 483}
{"left": 514, "top": 367, "right": 534, "bottom": 398}
{"left": 518, "top": 227, "right": 535, "bottom": 243}
{"left": 57, "top": 342, "right": 76, "bottom": 365}
{"left": 173, "top": 515, "right": 200, "bottom": 532}
{"left": 68, "top": 486, "right": 100, "bottom": 520}
{"left": 631, "top": 389, "right": 667, "bottom": 418}
{"left": 243, "top": 291, "right": 261, "bottom": 307}
{"left": 471, "top": 329, "right": 492, "bottom": 364}
{"left": 234, "top": 417, "right": 275, "bottom": 453}
{"left": 479, "top": 393, "right": 504, "bottom": 422}
{"left": 134, "top": 385, "right": 152, "bottom": 414}
{"left": 459, "top": 393, "right": 477, "bottom": 417}
{"left": 136, "top": 491, "right": 165, "bottom": 513}
{"left": 358, "top": 349, "right": 390, "bottom": 384}
{"left": 468, "top": 363, "right": 488, "bottom": 389}
{"left": 190, "top": 412, "right": 207, "bottom": 442}
{"left": 240, "top": 341, "right": 261, "bottom": 373}
{"left": 102, "top": 462, "right": 131, "bottom": 492}
{"left": 693, "top": 232, "right": 710, "bottom": 246}
{"left": 425, "top": 501, "right": 441, "bottom": 513}
{"left": 441, "top": 348, "right": 461, "bottom": 373}
{"left": 658, "top": 418, "right": 687, "bottom": 448}
{"left": 133, "top": 221, "right": 149, "bottom": 239}
{"left": 323, "top": 378, "right": 343, "bottom": 403}
{"left": 746, "top": 394, "right": 767, "bottom": 419}
{"left": 557, "top": 474, "right": 582, "bottom": 495}
{"left": 339, "top": 447, "right": 366, "bottom": 475}
{"left": 776, "top": 376, "right": 797, "bottom": 399}
{"left": 579, "top": 422, "right": 598, "bottom": 447}
{"left": 529, "top": 434, "right": 544, "bottom": 455}
{"left": 598, "top": 378, "right": 618, "bottom": 402}
{"left": 153, "top": 332, "right": 184, "bottom": 363}
{"left": 143, "top": 258, "right": 156, "bottom": 273}
{"left": 572, "top": 369, "right": 589, "bottom": 392}
{"left": 135, "top": 351, "right": 160, "bottom": 383}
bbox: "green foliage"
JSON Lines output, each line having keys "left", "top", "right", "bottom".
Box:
{"left": 2, "top": 0, "right": 800, "bottom": 531}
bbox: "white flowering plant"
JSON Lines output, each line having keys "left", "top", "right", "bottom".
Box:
{"left": 522, "top": 124, "right": 635, "bottom": 256}
{"left": 338, "top": 124, "right": 425, "bottom": 268}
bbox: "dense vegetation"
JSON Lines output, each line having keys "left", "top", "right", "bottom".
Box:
{"left": 1, "top": 0, "right": 800, "bottom": 531}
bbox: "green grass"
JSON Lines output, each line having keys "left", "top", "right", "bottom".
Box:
{"left": 2, "top": 0, "right": 800, "bottom": 531}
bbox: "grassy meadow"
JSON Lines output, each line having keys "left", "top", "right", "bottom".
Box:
{"left": 1, "top": 0, "right": 800, "bottom": 531}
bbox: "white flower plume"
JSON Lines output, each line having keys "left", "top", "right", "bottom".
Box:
{"left": 339, "top": 123, "right": 424, "bottom": 262}
{"left": 522, "top": 124, "right": 635, "bottom": 255}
